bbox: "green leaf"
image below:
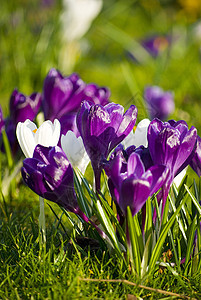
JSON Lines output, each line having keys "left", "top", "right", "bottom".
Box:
{"left": 133, "top": 214, "right": 144, "bottom": 258}
{"left": 141, "top": 234, "right": 151, "bottom": 278}
{"left": 73, "top": 171, "right": 91, "bottom": 218}
{"left": 184, "top": 216, "right": 197, "bottom": 275}
{"left": 148, "top": 195, "right": 188, "bottom": 274}
{"left": 2, "top": 130, "right": 13, "bottom": 171}
{"left": 184, "top": 184, "right": 201, "bottom": 215}
{"left": 127, "top": 207, "right": 141, "bottom": 276}
{"left": 96, "top": 200, "right": 124, "bottom": 259}
{"left": 99, "top": 194, "right": 126, "bottom": 245}
{"left": 144, "top": 197, "right": 152, "bottom": 241}
{"left": 168, "top": 194, "right": 187, "bottom": 243}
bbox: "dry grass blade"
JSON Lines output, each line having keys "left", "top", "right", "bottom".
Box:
{"left": 78, "top": 277, "right": 197, "bottom": 300}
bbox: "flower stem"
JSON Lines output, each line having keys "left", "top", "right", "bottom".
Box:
{"left": 39, "top": 196, "right": 46, "bottom": 245}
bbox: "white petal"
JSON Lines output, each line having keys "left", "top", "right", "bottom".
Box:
{"left": 16, "top": 121, "right": 36, "bottom": 157}
{"left": 24, "top": 119, "right": 37, "bottom": 131}
{"left": 51, "top": 119, "right": 61, "bottom": 146}
{"left": 35, "top": 119, "right": 60, "bottom": 147}
{"left": 121, "top": 130, "right": 135, "bottom": 149}
{"left": 61, "top": 131, "right": 89, "bottom": 173}
{"left": 133, "top": 118, "right": 150, "bottom": 147}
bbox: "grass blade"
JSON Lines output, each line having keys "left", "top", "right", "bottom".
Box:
{"left": 148, "top": 196, "right": 187, "bottom": 274}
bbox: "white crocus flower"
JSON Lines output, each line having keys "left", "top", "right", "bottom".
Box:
{"left": 16, "top": 119, "right": 61, "bottom": 158}
{"left": 122, "top": 118, "right": 151, "bottom": 149}
{"left": 61, "top": 130, "right": 90, "bottom": 175}
{"left": 16, "top": 118, "right": 61, "bottom": 245}
{"left": 61, "top": 0, "right": 103, "bottom": 42}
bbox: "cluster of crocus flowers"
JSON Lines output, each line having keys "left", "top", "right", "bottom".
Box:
{"left": 12, "top": 68, "right": 201, "bottom": 248}
{"left": 1, "top": 68, "right": 110, "bottom": 156}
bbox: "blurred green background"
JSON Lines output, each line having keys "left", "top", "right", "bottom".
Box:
{"left": 1, "top": 0, "right": 201, "bottom": 130}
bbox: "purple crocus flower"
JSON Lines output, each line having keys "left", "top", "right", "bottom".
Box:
{"left": 141, "top": 35, "right": 171, "bottom": 58}
{"left": 147, "top": 118, "right": 197, "bottom": 215}
{"left": 42, "top": 69, "right": 110, "bottom": 137}
{"left": 144, "top": 86, "right": 175, "bottom": 121}
{"left": 0, "top": 89, "right": 42, "bottom": 155}
{"left": 77, "top": 101, "right": 138, "bottom": 191}
{"left": 21, "top": 144, "right": 108, "bottom": 239}
{"left": 10, "top": 89, "right": 42, "bottom": 125}
{"left": 105, "top": 152, "right": 168, "bottom": 217}
{"left": 22, "top": 145, "right": 79, "bottom": 213}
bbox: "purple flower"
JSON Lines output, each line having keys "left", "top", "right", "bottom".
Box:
{"left": 0, "top": 89, "right": 42, "bottom": 155}
{"left": 144, "top": 86, "right": 175, "bottom": 121}
{"left": 59, "top": 112, "right": 80, "bottom": 139}
{"left": 190, "top": 135, "right": 201, "bottom": 177}
{"left": 21, "top": 145, "right": 79, "bottom": 213}
{"left": 0, "top": 107, "right": 18, "bottom": 154}
{"left": 21, "top": 144, "right": 108, "bottom": 239}
{"left": 141, "top": 35, "right": 171, "bottom": 58}
{"left": 42, "top": 69, "right": 110, "bottom": 137}
{"left": 0, "top": 106, "right": 5, "bottom": 133}
{"left": 147, "top": 118, "right": 197, "bottom": 214}
{"left": 10, "top": 89, "right": 42, "bottom": 125}
{"left": 77, "top": 101, "right": 138, "bottom": 190}
{"left": 106, "top": 152, "right": 168, "bottom": 217}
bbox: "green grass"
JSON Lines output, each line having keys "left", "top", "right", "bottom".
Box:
{"left": 0, "top": 179, "right": 200, "bottom": 299}
{"left": 0, "top": 209, "right": 200, "bottom": 300}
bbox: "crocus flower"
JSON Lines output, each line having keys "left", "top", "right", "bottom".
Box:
{"left": 10, "top": 89, "right": 42, "bottom": 125}
{"left": 16, "top": 119, "right": 61, "bottom": 158}
{"left": 42, "top": 68, "right": 110, "bottom": 122}
{"left": 21, "top": 145, "right": 79, "bottom": 213}
{"left": 105, "top": 152, "right": 168, "bottom": 217}
{"left": 77, "top": 101, "right": 138, "bottom": 190}
{"left": 61, "top": 130, "right": 90, "bottom": 175}
{"left": 22, "top": 144, "right": 108, "bottom": 240}
{"left": 147, "top": 118, "right": 197, "bottom": 214}
{"left": 141, "top": 35, "right": 171, "bottom": 58}
{"left": 144, "top": 86, "right": 175, "bottom": 121}
{"left": 60, "top": 0, "right": 103, "bottom": 42}
{"left": 0, "top": 90, "right": 42, "bottom": 155}
{"left": 42, "top": 69, "right": 110, "bottom": 138}
{"left": 122, "top": 118, "right": 150, "bottom": 149}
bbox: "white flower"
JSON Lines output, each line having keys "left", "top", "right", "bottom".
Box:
{"left": 122, "top": 118, "right": 151, "bottom": 149}
{"left": 61, "top": 0, "right": 103, "bottom": 42}
{"left": 61, "top": 130, "right": 90, "bottom": 175}
{"left": 16, "top": 119, "right": 61, "bottom": 158}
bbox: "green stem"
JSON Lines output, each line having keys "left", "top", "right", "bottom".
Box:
{"left": 39, "top": 196, "right": 46, "bottom": 245}
{"left": 2, "top": 130, "right": 13, "bottom": 171}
